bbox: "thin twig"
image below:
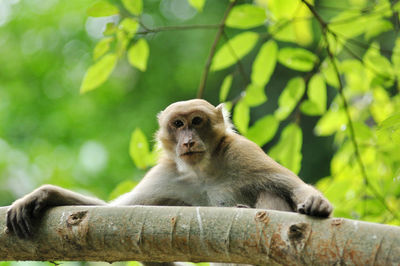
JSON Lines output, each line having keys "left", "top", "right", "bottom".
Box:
{"left": 136, "top": 24, "right": 221, "bottom": 35}
{"left": 196, "top": 0, "right": 238, "bottom": 99}
{"left": 301, "top": 0, "right": 400, "bottom": 220}
{"left": 221, "top": 31, "right": 250, "bottom": 84}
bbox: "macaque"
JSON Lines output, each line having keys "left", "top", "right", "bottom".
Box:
{"left": 6, "top": 99, "right": 332, "bottom": 265}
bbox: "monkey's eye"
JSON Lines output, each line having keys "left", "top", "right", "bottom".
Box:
{"left": 192, "top": 116, "right": 203, "bottom": 126}
{"left": 173, "top": 120, "right": 184, "bottom": 128}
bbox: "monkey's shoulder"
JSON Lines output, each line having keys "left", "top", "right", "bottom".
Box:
{"left": 219, "top": 133, "right": 276, "bottom": 169}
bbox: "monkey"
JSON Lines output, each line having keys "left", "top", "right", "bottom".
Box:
{"left": 6, "top": 99, "right": 333, "bottom": 265}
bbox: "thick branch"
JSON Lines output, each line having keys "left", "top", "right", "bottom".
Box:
{"left": 0, "top": 206, "right": 399, "bottom": 264}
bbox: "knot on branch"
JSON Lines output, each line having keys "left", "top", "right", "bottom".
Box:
{"left": 67, "top": 210, "right": 88, "bottom": 226}
{"left": 288, "top": 222, "right": 311, "bottom": 251}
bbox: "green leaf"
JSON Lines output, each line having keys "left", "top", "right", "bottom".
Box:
{"left": 120, "top": 18, "right": 139, "bottom": 37}
{"left": 87, "top": 1, "right": 119, "bottom": 17}
{"left": 392, "top": 37, "right": 400, "bottom": 86}
{"left": 109, "top": 180, "right": 138, "bottom": 200}
{"left": 329, "top": 11, "right": 369, "bottom": 38}
{"left": 292, "top": 2, "right": 313, "bottom": 46}
{"left": 103, "top": 22, "right": 117, "bottom": 35}
{"left": 269, "top": 123, "right": 302, "bottom": 174}
{"left": 219, "top": 74, "right": 233, "bottom": 102}
{"left": 251, "top": 40, "right": 278, "bottom": 87}
{"left": 268, "top": 21, "right": 296, "bottom": 43}
{"left": 341, "top": 59, "right": 368, "bottom": 92}
{"left": 307, "top": 74, "right": 327, "bottom": 111}
{"left": 274, "top": 77, "right": 305, "bottom": 120}
{"left": 80, "top": 53, "right": 117, "bottom": 93}
{"left": 188, "top": 0, "right": 206, "bottom": 12}
{"left": 321, "top": 58, "right": 339, "bottom": 88}
{"left": 246, "top": 115, "right": 279, "bottom": 147}
{"left": 378, "top": 113, "right": 400, "bottom": 145}
{"left": 116, "top": 29, "right": 129, "bottom": 57}
{"left": 352, "top": 122, "right": 374, "bottom": 142}
{"left": 233, "top": 100, "right": 250, "bottom": 134}
{"left": 370, "top": 86, "right": 394, "bottom": 123}
{"left": 267, "top": 0, "right": 298, "bottom": 19}
{"left": 365, "top": 20, "right": 393, "bottom": 40}
{"left": 278, "top": 47, "right": 318, "bottom": 72}
{"left": 226, "top": 4, "right": 266, "bottom": 29}
{"left": 364, "top": 43, "right": 394, "bottom": 87}
{"left": 300, "top": 101, "right": 322, "bottom": 116}
{"left": 243, "top": 83, "right": 267, "bottom": 107}
{"left": 93, "top": 37, "right": 114, "bottom": 61}
{"left": 128, "top": 39, "right": 150, "bottom": 71}
{"left": 379, "top": 113, "right": 400, "bottom": 131}
{"left": 211, "top": 32, "right": 258, "bottom": 71}
{"left": 315, "top": 106, "right": 347, "bottom": 136}
{"left": 129, "top": 128, "right": 150, "bottom": 169}
{"left": 300, "top": 74, "right": 326, "bottom": 116}
{"left": 122, "top": 0, "right": 143, "bottom": 16}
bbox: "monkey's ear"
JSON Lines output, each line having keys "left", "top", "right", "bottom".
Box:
{"left": 216, "top": 103, "right": 233, "bottom": 131}
{"left": 157, "top": 111, "right": 164, "bottom": 125}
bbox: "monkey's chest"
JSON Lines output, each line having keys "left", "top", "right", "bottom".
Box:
{"left": 172, "top": 174, "right": 251, "bottom": 207}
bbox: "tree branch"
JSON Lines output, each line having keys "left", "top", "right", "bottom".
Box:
{"left": 1, "top": 206, "right": 399, "bottom": 264}
{"left": 196, "top": 0, "right": 237, "bottom": 99}
{"left": 136, "top": 24, "right": 221, "bottom": 35}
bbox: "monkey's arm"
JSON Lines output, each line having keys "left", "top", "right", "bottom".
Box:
{"left": 111, "top": 163, "right": 193, "bottom": 206}
{"left": 231, "top": 136, "right": 333, "bottom": 217}
{"left": 6, "top": 184, "right": 106, "bottom": 238}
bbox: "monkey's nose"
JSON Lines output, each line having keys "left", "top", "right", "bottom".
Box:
{"left": 183, "top": 141, "right": 195, "bottom": 148}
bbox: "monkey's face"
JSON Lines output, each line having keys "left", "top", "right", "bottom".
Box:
{"left": 157, "top": 99, "right": 228, "bottom": 167}
{"left": 170, "top": 112, "right": 209, "bottom": 165}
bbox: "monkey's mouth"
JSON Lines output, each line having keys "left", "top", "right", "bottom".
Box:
{"left": 181, "top": 151, "right": 205, "bottom": 157}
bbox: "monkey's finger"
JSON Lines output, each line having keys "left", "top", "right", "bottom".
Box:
{"left": 310, "top": 196, "right": 323, "bottom": 216}
{"left": 318, "top": 201, "right": 332, "bottom": 217}
{"left": 304, "top": 196, "right": 314, "bottom": 214}
{"left": 10, "top": 209, "right": 25, "bottom": 238}
{"left": 16, "top": 209, "right": 31, "bottom": 239}
{"left": 20, "top": 207, "right": 34, "bottom": 237}
{"left": 297, "top": 203, "right": 306, "bottom": 214}
{"left": 6, "top": 209, "right": 15, "bottom": 233}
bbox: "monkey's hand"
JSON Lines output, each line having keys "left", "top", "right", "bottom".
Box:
{"left": 6, "top": 187, "right": 50, "bottom": 238}
{"left": 293, "top": 184, "right": 333, "bottom": 217}
{"left": 297, "top": 194, "right": 333, "bottom": 217}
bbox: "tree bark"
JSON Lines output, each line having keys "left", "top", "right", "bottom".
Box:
{"left": 0, "top": 206, "right": 399, "bottom": 265}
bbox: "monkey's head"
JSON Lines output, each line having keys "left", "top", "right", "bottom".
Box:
{"left": 157, "top": 99, "right": 232, "bottom": 168}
